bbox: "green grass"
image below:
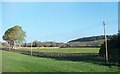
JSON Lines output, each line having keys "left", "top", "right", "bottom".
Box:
{"left": 2, "top": 50, "right": 119, "bottom": 72}
{"left": 17, "top": 48, "right": 99, "bottom": 53}
{"left": 0, "top": 50, "right": 2, "bottom": 73}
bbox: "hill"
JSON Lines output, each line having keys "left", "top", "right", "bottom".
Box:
{"left": 68, "top": 35, "right": 112, "bottom": 43}
{"left": 66, "top": 35, "right": 113, "bottom": 47}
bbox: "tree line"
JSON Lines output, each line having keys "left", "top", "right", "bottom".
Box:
{"left": 2, "top": 25, "right": 119, "bottom": 49}
{"left": 21, "top": 41, "right": 102, "bottom": 48}
{"left": 1, "top": 41, "right": 102, "bottom": 48}
{"left": 1, "top": 25, "right": 111, "bottom": 48}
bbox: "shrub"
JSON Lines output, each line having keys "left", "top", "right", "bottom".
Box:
{"left": 99, "top": 33, "right": 120, "bottom": 67}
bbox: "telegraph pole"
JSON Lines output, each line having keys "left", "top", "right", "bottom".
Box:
{"left": 31, "top": 41, "right": 32, "bottom": 55}
{"left": 103, "top": 21, "right": 108, "bottom": 63}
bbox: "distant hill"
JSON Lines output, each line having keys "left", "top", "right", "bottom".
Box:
{"left": 68, "top": 35, "right": 112, "bottom": 43}
{"left": 66, "top": 35, "right": 113, "bottom": 47}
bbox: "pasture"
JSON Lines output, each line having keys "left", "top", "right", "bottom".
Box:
{"left": 16, "top": 47, "right": 99, "bottom": 53}
{"left": 2, "top": 48, "right": 119, "bottom": 72}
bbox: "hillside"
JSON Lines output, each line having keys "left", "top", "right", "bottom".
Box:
{"left": 68, "top": 35, "right": 112, "bottom": 43}
{"left": 66, "top": 35, "right": 113, "bottom": 47}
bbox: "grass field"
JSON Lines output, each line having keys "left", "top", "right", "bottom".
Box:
{"left": 2, "top": 48, "right": 119, "bottom": 72}
{"left": 17, "top": 48, "right": 99, "bottom": 53}
{"left": 0, "top": 50, "right": 2, "bottom": 73}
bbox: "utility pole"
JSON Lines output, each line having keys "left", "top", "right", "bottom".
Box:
{"left": 103, "top": 21, "right": 108, "bottom": 63}
{"left": 31, "top": 41, "right": 32, "bottom": 55}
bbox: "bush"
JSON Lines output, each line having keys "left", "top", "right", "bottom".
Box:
{"left": 99, "top": 33, "right": 120, "bottom": 67}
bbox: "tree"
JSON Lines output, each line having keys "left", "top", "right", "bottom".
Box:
{"left": 32, "top": 41, "right": 41, "bottom": 47}
{"left": 2, "top": 25, "right": 26, "bottom": 49}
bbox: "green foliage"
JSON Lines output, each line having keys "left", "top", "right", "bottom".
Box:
{"left": 0, "top": 42, "right": 8, "bottom": 47}
{"left": 22, "top": 40, "right": 103, "bottom": 48}
{"left": 99, "top": 33, "right": 120, "bottom": 67}
{"left": 22, "top": 41, "right": 64, "bottom": 47}
{"left": 2, "top": 25, "right": 26, "bottom": 48}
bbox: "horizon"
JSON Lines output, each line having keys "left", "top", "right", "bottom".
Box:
{"left": 1, "top": 2, "right": 118, "bottom": 43}
{"left": 0, "top": 34, "right": 117, "bottom": 43}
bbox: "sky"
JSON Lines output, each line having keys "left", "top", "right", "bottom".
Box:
{"left": 118, "top": 2, "right": 120, "bottom": 32}
{"left": 1, "top": 2, "right": 118, "bottom": 43}
{"left": 0, "top": 2, "right": 2, "bottom": 42}
{"left": 1, "top": 0, "right": 119, "bottom": 2}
